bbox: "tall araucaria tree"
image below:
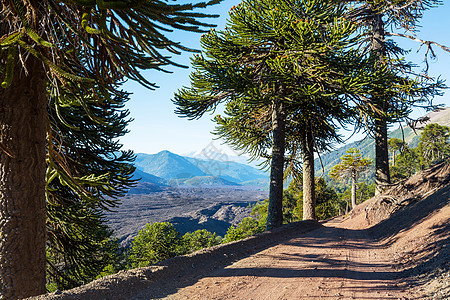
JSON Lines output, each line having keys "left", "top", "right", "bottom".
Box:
{"left": 174, "top": 0, "right": 385, "bottom": 226}
{"left": 0, "top": 1, "right": 219, "bottom": 298}
{"left": 344, "top": 0, "right": 447, "bottom": 194}
{"left": 329, "top": 148, "right": 372, "bottom": 209}
{"left": 388, "top": 138, "right": 405, "bottom": 166}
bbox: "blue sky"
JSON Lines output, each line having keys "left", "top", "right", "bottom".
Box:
{"left": 120, "top": 0, "right": 450, "bottom": 156}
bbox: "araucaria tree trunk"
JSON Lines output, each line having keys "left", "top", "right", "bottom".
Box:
{"left": 351, "top": 175, "right": 357, "bottom": 209}
{"left": 302, "top": 126, "right": 316, "bottom": 220}
{"left": 266, "top": 101, "right": 286, "bottom": 230}
{"left": 375, "top": 117, "right": 390, "bottom": 194}
{"left": 0, "top": 56, "right": 48, "bottom": 298}
{"left": 370, "top": 9, "right": 390, "bottom": 195}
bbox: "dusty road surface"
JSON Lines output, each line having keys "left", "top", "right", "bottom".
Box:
{"left": 163, "top": 221, "right": 409, "bottom": 300}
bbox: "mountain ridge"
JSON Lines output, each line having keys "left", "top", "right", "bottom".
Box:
{"left": 134, "top": 151, "right": 206, "bottom": 180}
{"left": 134, "top": 150, "right": 268, "bottom": 188}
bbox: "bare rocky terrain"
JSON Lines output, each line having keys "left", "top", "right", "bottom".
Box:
{"left": 33, "top": 162, "right": 449, "bottom": 300}
{"left": 105, "top": 186, "right": 268, "bottom": 246}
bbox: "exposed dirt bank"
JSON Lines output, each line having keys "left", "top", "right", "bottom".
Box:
{"left": 32, "top": 162, "right": 449, "bottom": 300}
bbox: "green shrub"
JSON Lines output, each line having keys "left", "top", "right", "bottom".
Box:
{"left": 96, "top": 264, "right": 116, "bottom": 279}
{"left": 223, "top": 217, "right": 264, "bottom": 243}
{"left": 181, "top": 229, "right": 221, "bottom": 252}
{"left": 127, "top": 222, "right": 183, "bottom": 268}
{"left": 391, "top": 147, "right": 421, "bottom": 181}
{"left": 251, "top": 199, "right": 269, "bottom": 228}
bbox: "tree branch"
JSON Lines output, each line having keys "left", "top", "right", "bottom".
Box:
{"left": 387, "top": 32, "right": 450, "bottom": 53}
{"left": 386, "top": 31, "right": 450, "bottom": 72}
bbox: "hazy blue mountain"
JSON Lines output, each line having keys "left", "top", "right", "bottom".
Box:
{"left": 128, "top": 169, "right": 167, "bottom": 194}
{"left": 135, "top": 151, "right": 206, "bottom": 180}
{"left": 185, "top": 157, "right": 268, "bottom": 184}
{"left": 182, "top": 176, "right": 240, "bottom": 186}
{"left": 185, "top": 149, "right": 263, "bottom": 168}
{"left": 315, "top": 107, "right": 450, "bottom": 176}
{"left": 132, "top": 169, "right": 167, "bottom": 185}
{"left": 134, "top": 150, "right": 268, "bottom": 187}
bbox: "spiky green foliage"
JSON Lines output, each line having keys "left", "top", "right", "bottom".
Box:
{"left": 174, "top": 0, "right": 387, "bottom": 228}
{"left": 329, "top": 148, "right": 372, "bottom": 182}
{"left": 45, "top": 85, "right": 135, "bottom": 290}
{"left": 1, "top": 0, "right": 221, "bottom": 194}
{"left": 0, "top": 0, "right": 221, "bottom": 149}
{"left": 174, "top": 0, "right": 366, "bottom": 148}
{"left": 0, "top": 0, "right": 220, "bottom": 88}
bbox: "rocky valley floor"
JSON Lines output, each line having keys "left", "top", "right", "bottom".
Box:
{"left": 105, "top": 187, "right": 268, "bottom": 246}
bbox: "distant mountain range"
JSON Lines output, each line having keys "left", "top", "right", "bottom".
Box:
{"left": 131, "top": 108, "right": 448, "bottom": 190}
{"left": 132, "top": 150, "right": 269, "bottom": 190}
{"left": 135, "top": 151, "right": 206, "bottom": 180}
{"left": 315, "top": 107, "right": 450, "bottom": 177}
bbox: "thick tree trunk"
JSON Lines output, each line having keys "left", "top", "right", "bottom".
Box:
{"left": 371, "top": 10, "right": 390, "bottom": 195}
{"left": 0, "top": 56, "right": 48, "bottom": 298}
{"left": 351, "top": 176, "right": 357, "bottom": 209}
{"left": 302, "top": 126, "right": 315, "bottom": 220}
{"left": 375, "top": 117, "right": 390, "bottom": 195}
{"left": 266, "top": 101, "right": 286, "bottom": 230}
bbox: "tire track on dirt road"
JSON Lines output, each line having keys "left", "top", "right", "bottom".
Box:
{"left": 166, "top": 222, "right": 407, "bottom": 300}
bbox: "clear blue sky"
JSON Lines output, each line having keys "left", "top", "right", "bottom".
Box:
{"left": 120, "top": 0, "right": 450, "bottom": 156}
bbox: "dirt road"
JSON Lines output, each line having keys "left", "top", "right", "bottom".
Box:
{"left": 164, "top": 221, "right": 410, "bottom": 300}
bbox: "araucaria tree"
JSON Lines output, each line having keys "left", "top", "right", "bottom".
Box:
{"left": 329, "top": 148, "right": 372, "bottom": 209}
{"left": 388, "top": 138, "right": 405, "bottom": 166}
{"left": 345, "top": 0, "right": 447, "bottom": 194}
{"left": 174, "top": 0, "right": 383, "bottom": 226}
{"left": 0, "top": 1, "right": 218, "bottom": 298}
{"left": 418, "top": 123, "right": 450, "bottom": 166}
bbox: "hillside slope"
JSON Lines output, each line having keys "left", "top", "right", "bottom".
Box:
{"left": 185, "top": 157, "right": 268, "bottom": 184}
{"left": 34, "top": 162, "right": 450, "bottom": 300}
{"left": 316, "top": 107, "right": 450, "bottom": 175}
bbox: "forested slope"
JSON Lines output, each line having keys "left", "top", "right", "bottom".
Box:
{"left": 315, "top": 107, "right": 450, "bottom": 176}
